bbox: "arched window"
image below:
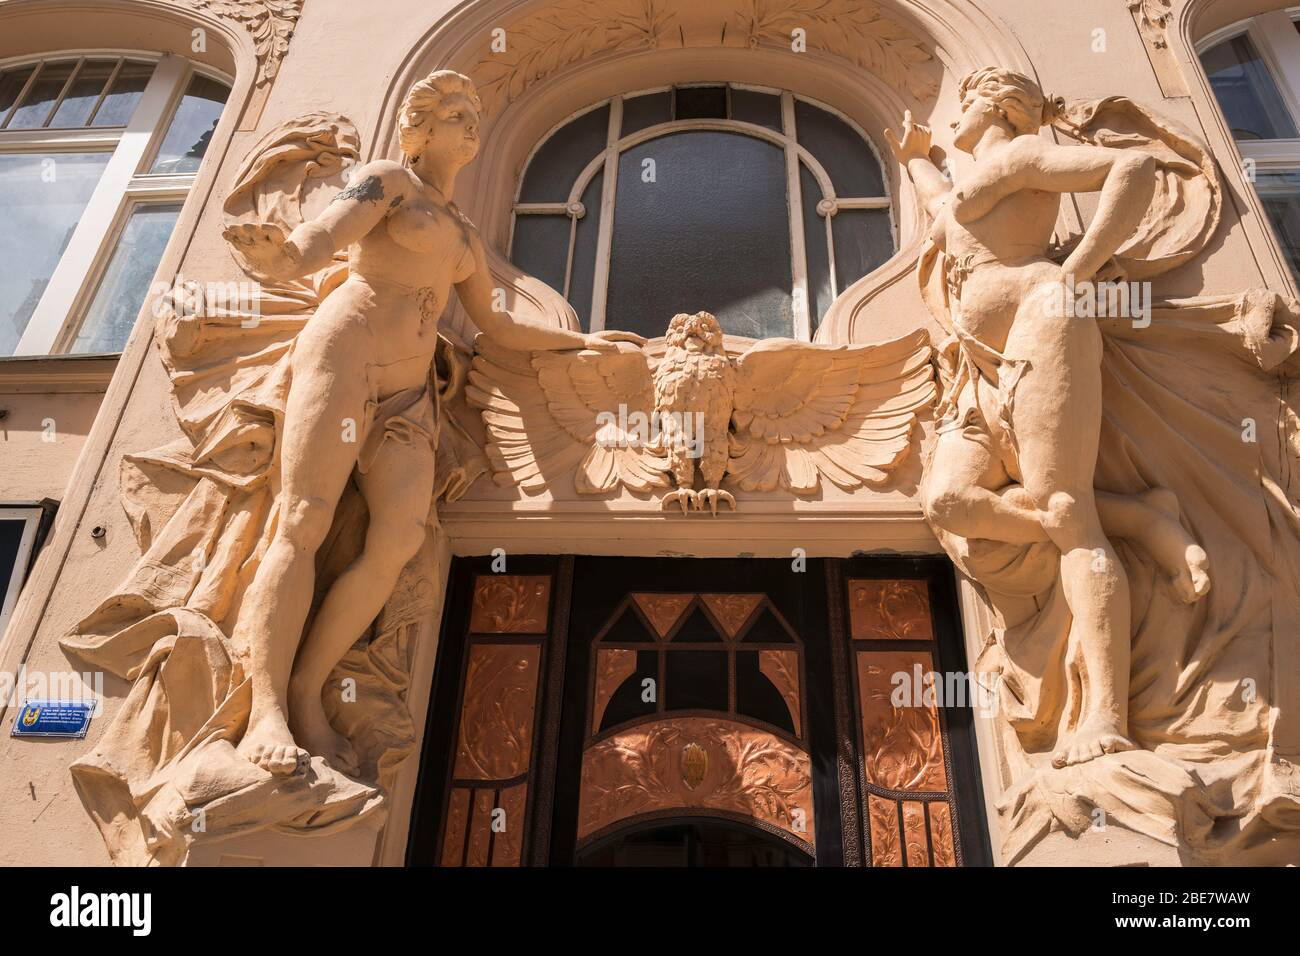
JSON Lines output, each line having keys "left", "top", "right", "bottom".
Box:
{"left": 0, "top": 53, "right": 230, "bottom": 356}
{"left": 1198, "top": 8, "right": 1300, "bottom": 279}
{"left": 510, "top": 85, "right": 894, "bottom": 341}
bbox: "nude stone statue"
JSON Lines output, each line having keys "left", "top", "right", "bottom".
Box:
{"left": 886, "top": 69, "right": 1211, "bottom": 769}
{"left": 223, "top": 71, "right": 628, "bottom": 776}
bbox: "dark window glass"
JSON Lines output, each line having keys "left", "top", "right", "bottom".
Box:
{"left": 735, "top": 651, "right": 797, "bottom": 734}
{"left": 519, "top": 104, "right": 609, "bottom": 202}
{"left": 570, "top": 169, "right": 604, "bottom": 330}
{"left": 665, "top": 650, "right": 728, "bottom": 710}
{"left": 832, "top": 208, "right": 894, "bottom": 302}
{"left": 607, "top": 130, "right": 793, "bottom": 338}
{"left": 49, "top": 59, "right": 117, "bottom": 128}
{"left": 1201, "top": 34, "right": 1298, "bottom": 140}
{"left": 621, "top": 91, "right": 671, "bottom": 137}
{"left": 91, "top": 60, "right": 153, "bottom": 127}
{"left": 598, "top": 649, "right": 659, "bottom": 730}
{"left": 6, "top": 60, "right": 77, "bottom": 129}
{"left": 1256, "top": 170, "right": 1300, "bottom": 282}
{"left": 510, "top": 214, "right": 570, "bottom": 297}
{"left": 730, "top": 87, "right": 781, "bottom": 131}
{"left": 741, "top": 609, "right": 795, "bottom": 643}
{"left": 670, "top": 607, "right": 723, "bottom": 642}
{"left": 800, "top": 164, "right": 833, "bottom": 328}
{"left": 600, "top": 606, "right": 654, "bottom": 644}
{"left": 794, "top": 99, "right": 886, "bottom": 196}
{"left": 0, "top": 66, "right": 37, "bottom": 122}
{"left": 151, "top": 75, "right": 230, "bottom": 174}
{"left": 0, "top": 519, "right": 26, "bottom": 597}
{"left": 674, "top": 85, "right": 727, "bottom": 120}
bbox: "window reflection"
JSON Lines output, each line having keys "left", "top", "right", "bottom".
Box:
{"left": 70, "top": 203, "right": 182, "bottom": 354}
{"left": 0, "top": 152, "right": 111, "bottom": 355}
{"left": 151, "top": 75, "right": 230, "bottom": 174}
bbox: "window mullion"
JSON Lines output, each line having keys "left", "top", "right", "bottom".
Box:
{"left": 782, "top": 93, "right": 812, "bottom": 341}
{"left": 14, "top": 55, "right": 188, "bottom": 356}
{"left": 1250, "top": 12, "right": 1300, "bottom": 135}
{"left": 588, "top": 97, "right": 623, "bottom": 334}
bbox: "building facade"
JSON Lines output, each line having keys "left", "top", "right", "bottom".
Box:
{"left": 0, "top": 0, "right": 1298, "bottom": 866}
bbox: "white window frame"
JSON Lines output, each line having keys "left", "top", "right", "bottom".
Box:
{"left": 0, "top": 506, "right": 45, "bottom": 641}
{"left": 0, "top": 51, "right": 231, "bottom": 356}
{"left": 1198, "top": 7, "right": 1300, "bottom": 170}
{"left": 509, "top": 84, "right": 894, "bottom": 341}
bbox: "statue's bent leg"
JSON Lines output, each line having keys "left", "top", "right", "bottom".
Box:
{"left": 288, "top": 432, "right": 435, "bottom": 773}
{"left": 921, "top": 411, "right": 1047, "bottom": 544}
{"left": 233, "top": 330, "right": 369, "bottom": 775}
{"left": 1006, "top": 313, "right": 1135, "bottom": 769}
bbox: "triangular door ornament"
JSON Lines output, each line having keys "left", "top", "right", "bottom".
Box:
{"left": 699, "top": 594, "right": 764, "bottom": 640}
{"left": 631, "top": 593, "right": 694, "bottom": 639}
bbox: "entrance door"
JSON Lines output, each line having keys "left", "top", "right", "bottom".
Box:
{"left": 408, "top": 555, "right": 989, "bottom": 866}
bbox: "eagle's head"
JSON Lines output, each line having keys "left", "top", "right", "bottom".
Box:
{"left": 665, "top": 311, "right": 725, "bottom": 354}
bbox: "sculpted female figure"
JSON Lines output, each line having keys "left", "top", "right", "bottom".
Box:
{"left": 886, "top": 69, "right": 1210, "bottom": 768}
{"left": 224, "top": 71, "right": 623, "bottom": 775}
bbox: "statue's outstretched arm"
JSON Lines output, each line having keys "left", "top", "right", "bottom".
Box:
{"left": 455, "top": 231, "right": 631, "bottom": 352}
{"left": 224, "top": 159, "right": 408, "bottom": 282}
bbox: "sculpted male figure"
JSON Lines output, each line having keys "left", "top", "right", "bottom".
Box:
{"left": 886, "top": 69, "right": 1211, "bottom": 768}
{"left": 224, "top": 71, "right": 626, "bottom": 775}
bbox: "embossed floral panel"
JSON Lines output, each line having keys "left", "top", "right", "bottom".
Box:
{"left": 847, "top": 578, "right": 933, "bottom": 640}
{"left": 468, "top": 574, "right": 551, "bottom": 633}
{"left": 452, "top": 644, "right": 542, "bottom": 780}
{"left": 856, "top": 648, "right": 948, "bottom": 792}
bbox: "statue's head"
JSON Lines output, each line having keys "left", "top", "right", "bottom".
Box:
{"left": 398, "top": 70, "right": 482, "bottom": 170}
{"left": 665, "top": 311, "right": 725, "bottom": 354}
{"left": 953, "top": 68, "right": 1056, "bottom": 152}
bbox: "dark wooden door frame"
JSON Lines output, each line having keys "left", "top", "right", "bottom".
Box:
{"left": 407, "top": 553, "right": 991, "bottom": 867}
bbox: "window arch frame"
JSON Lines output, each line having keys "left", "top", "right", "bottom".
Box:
{"left": 0, "top": 48, "right": 233, "bottom": 355}
{"left": 508, "top": 83, "right": 896, "bottom": 342}
{"left": 1193, "top": 6, "right": 1300, "bottom": 285}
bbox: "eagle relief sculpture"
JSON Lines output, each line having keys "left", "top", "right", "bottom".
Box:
{"left": 468, "top": 311, "right": 936, "bottom": 512}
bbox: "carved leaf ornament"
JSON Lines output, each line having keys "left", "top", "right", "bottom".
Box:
{"left": 179, "top": 0, "right": 304, "bottom": 86}
{"left": 469, "top": 0, "right": 937, "bottom": 114}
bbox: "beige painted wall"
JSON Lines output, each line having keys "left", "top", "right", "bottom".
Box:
{"left": 0, "top": 0, "right": 1290, "bottom": 866}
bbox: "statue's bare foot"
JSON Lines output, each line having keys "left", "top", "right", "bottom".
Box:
{"left": 697, "top": 488, "right": 735, "bottom": 516}
{"left": 237, "top": 706, "right": 308, "bottom": 775}
{"left": 289, "top": 677, "right": 360, "bottom": 776}
{"left": 662, "top": 488, "right": 697, "bottom": 515}
{"left": 1135, "top": 488, "right": 1211, "bottom": 603}
{"left": 1051, "top": 717, "right": 1136, "bottom": 768}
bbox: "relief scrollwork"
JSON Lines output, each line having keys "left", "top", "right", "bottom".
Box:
{"left": 848, "top": 579, "right": 933, "bottom": 640}
{"left": 177, "top": 0, "right": 304, "bottom": 87}
{"left": 469, "top": 575, "right": 552, "bottom": 633}
{"left": 453, "top": 644, "right": 542, "bottom": 781}
{"left": 857, "top": 650, "right": 948, "bottom": 792}
{"left": 578, "top": 716, "right": 815, "bottom": 846}
{"left": 465, "top": 0, "right": 939, "bottom": 116}
{"left": 735, "top": 0, "right": 939, "bottom": 99}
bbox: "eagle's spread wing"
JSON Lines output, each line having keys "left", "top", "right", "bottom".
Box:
{"left": 466, "top": 335, "right": 670, "bottom": 494}
{"left": 727, "top": 330, "right": 936, "bottom": 493}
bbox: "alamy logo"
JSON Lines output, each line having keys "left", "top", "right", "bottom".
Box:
{"left": 49, "top": 886, "right": 151, "bottom": 936}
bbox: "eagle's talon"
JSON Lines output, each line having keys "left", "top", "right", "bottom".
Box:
{"left": 662, "top": 488, "right": 697, "bottom": 515}
{"left": 697, "top": 488, "right": 735, "bottom": 515}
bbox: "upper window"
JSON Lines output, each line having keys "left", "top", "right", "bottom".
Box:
{"left": 509, "top": 85, "right": 894, "bottom": 341}
{"left": 0, "top": 54, "right": 230, "bottom": 357}
{"left": 1199, "top": 9, "right": 1300, "bottom": 280}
